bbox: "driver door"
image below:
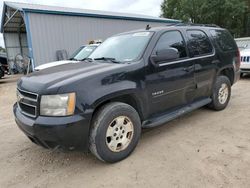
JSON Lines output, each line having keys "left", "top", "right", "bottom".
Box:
{"left": 146, "top": 30, "right": 196, "bottom": 116}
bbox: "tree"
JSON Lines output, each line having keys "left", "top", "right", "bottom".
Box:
{"left": 243, "top": 0, "right": 250, "bottom": 36}
{"left": 161, "top": 0, "right": 247, "bottom": 37}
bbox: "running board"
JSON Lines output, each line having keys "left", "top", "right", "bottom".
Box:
{"left": 142, "top": 98, "right": 212, "bottom": 128}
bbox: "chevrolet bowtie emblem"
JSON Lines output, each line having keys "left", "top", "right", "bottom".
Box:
{"left": 17, "top": 91, "right": 24, "bottom": 103}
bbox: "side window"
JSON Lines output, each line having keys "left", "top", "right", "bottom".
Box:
{"left": 155, "top": 31, "right": 187, "bottom": 59}
{"left": 187, "top": 30, "right": 213, "bottom": 56}
{"left": 210, "top": 29, "right": 236, "bottom": 51}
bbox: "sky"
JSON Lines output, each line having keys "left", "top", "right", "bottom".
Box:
{"left": 0, "top": 0, "right": 163, "bottom": 47}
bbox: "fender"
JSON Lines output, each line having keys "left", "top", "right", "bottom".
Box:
{"left": 75, "top": 75, "right": 148, "bottom": 117}
{"left": 216, "top": 64, "right": 235, "bottom": 85}
{"left": 93, "top": 89, "right": 147, "bottom": 119}
{"left": 217, "top": 64, "right": 235, "bottom": 76}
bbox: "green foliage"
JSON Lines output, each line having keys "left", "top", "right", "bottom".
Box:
{"left": 161, "top": 0, "right": 248, "bottom": 37}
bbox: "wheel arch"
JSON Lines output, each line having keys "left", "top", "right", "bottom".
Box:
{"left": 217, "top": 66, "right": 235, "bottom": 85}
{"left": 91, "top": 92, "right": 145, "bottom": 123}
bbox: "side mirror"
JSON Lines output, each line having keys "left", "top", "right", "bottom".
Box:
{"left": 151, "top": 48, "right": 179, "bottom": 64}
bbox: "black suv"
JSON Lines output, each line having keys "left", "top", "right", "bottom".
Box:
{"left": 14, "top": 24, "right": 240, "bottom": 163}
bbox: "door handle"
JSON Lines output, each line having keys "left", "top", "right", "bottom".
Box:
{"left": 183, "top": 66, "right": 194, "bottom": 72}
{"left": 211, "top": 60, "right": 220, "bottom": 64}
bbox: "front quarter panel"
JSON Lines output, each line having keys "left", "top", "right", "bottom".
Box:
{"left": 57, "top": 61, "right": 147, "bottom": 117}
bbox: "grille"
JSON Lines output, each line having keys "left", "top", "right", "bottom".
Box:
{"left": 17, "top": 88, "right": 38, "bottom": 118}
{"left": 241, "top": 56, "right": 250, "bottom": 62}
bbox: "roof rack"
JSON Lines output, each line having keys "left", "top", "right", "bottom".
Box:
{"left": 166, "top": 22, "right": 220, "bottom": 28}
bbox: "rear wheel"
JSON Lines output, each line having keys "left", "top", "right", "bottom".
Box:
{"left": 208, "top": 76, "right": 231, "bottom": 111}
{"left": 89, "top": 102, "right": 141, "bottom": 163}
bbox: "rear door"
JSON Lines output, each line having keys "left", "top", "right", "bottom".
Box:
{"left": 186, "top": 29, "right": 217, "bottom": 99}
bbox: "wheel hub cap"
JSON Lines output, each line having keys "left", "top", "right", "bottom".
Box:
{"left": 218, "top": 83, "right": 229, "bottom": 104}
{"left": 106, "top": 116, "right": 134, "bottom": 152}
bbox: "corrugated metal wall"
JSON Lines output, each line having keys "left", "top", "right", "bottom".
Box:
{"left": 28, "top": 13, "right": 167, "bottom": 66}
{"left": 3, "top": 33, "right": 28, "bottom": 69}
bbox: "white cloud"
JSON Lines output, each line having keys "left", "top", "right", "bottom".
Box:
{"left": 118, "top": 0, "right": 163, "bottom": 17}
{"left": 0, "top": 0, "right": 163, "bottom": 47}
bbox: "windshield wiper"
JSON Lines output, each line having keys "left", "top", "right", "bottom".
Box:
{"left": 69, "top": 57, "right": 78, "bottom": 61}
{"left": 81, "top": 57, "right": 93, "bottom": 62}
{"left": 94, "top": 57, "right": 121, "bottom": 64}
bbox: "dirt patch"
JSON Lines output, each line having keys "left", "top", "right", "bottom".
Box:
{"left": 0, "top": 75, "right": 250, "bottom": 188}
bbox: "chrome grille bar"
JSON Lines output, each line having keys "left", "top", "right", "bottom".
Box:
{"left": 17, "top": 88, "right": 38, "bottom": 118}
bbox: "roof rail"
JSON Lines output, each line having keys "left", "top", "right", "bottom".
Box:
{"left": 166, "top": 22, "right": 220, "bottom": 28}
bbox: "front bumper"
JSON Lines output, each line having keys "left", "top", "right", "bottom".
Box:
{"left": 240, "top": 63, "right": 250, "bottom": 73}
{"left": 13, "top": 103, "right": 91, "bottom": 151}
{"left": 240, "top": 69, "right": 250, "bottom": 73}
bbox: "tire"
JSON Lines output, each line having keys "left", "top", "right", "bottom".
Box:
{"left": 89, "top": 102, "right": 141, "bottom": 163}
{"left": 240, "top": 73, "right": 244, "bottom": 78}
{"left": 0, "top": 67, "right": 4, "bottom": 78}
{"left": 208, "top": 76, "right": 231, "bottom": 111}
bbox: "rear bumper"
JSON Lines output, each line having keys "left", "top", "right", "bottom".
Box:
{"left": 13, "top": 103, "right": 91, "bottom": 151}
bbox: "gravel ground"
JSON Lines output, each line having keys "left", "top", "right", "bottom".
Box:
{"left": 0, "top": 74, "right": 250, "bottom": 188}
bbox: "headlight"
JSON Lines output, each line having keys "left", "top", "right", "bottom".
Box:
{"left": 40, "top": 93, "right": 76, "bottom": 116}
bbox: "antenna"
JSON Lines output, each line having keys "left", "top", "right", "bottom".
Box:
{"left": 146, "top": 24, "right": 151, "bottom": 30}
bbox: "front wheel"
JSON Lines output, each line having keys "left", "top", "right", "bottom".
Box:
{"left": 208, "top": 76, "right": 231, "bottom": 111}
{"left": 89, "top": 102, "right": 141, "bottom": 163}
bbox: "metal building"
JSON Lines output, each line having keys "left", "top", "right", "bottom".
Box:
{"left": 0, "top": 1, "right": 180, "bottom": 69}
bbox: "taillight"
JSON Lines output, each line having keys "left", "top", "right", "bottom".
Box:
{"left": 236, "top": 48, "right": 241, "bottom": 70}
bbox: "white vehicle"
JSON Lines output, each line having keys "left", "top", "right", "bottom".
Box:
{"left": 240, "top": 48, "right": 250, "bottom": 76}
{"left": 35, "top": 44, "right": 99, "bottom": 71}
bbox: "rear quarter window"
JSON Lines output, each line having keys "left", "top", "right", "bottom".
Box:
{"left": 186, "top": 30, "right": 213, "bottom": 57}
{"left": 210, "top": 29, "right": 236, "bottom": 52}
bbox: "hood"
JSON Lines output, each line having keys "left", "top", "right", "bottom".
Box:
{"left": 34, "top": 60, "right": 78, "bottom": 71}
{"left": 18, "top": 61, "right": 125, "bottom": 94}
{"left": 240, "top": 49, "right": 250, "bottom": 56}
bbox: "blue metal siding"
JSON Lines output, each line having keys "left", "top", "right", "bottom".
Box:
{"left": 27, "top": 13, "right": 172, "bottom": 66}
{"left": 23, "top": 8, "right": 179, "bottom": 24}
{"left": 23, "top": 12, "right": 35, "bottom": 70}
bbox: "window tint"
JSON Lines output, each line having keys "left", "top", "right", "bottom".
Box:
{"left": 187, "top": 30, "right": 213, "bottom": 56}
{"left": 155, "top": 31, "right": 187, "bottom": 58}
{"left": 210, "top": 29, "right": 236, "bottom": 51}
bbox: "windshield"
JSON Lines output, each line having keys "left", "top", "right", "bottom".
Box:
{"left": 89, "top": 32, "right": 153, "bottom": 62}
{"left": 71, "top": 46, "right": 97, "bottom": 60}
{"left": 73, "top": 46, "right": 97, "bottom": 60}
{"left": 69, "top": 46, "right": 85, "bottom": 59}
